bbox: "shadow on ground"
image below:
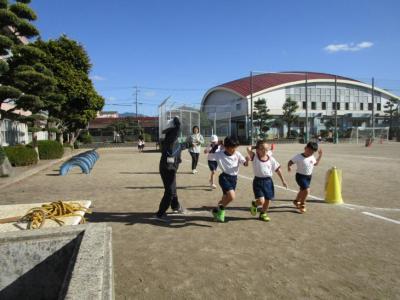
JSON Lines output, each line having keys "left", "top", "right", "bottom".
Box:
{"left": 125, "top": 185, "right": 211, "bottom": 191}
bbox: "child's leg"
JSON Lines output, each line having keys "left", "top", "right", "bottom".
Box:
{"left": 300, "top": 188, "right": 310, "bottom": 204}
{"left": 210, "top": 170, "right": 215, "bottom": 184}
{"left": 220, "top": 190, "right": 235, "bottom": 207}
{"left": 260, "top": 199, "right": 270, "bottom": 212}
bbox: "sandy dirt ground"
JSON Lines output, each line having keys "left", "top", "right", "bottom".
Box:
{"left": 1, "top": 142, "right": 400, "bottom": 299}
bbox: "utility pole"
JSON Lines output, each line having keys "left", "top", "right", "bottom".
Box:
{"left": 134, "top": 86, "right": 139, "bottom": 119}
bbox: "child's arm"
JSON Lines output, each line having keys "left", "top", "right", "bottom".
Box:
{"left": 246, "top": 146, "right": 255, "bottom": 160}
{"left": 287, "top": 160, "right": 294, "bottom": 172}
{"left": 204, "top": 145, "right": 210, "bottom": 154}
{"left": 314, "top": 148, "right": 323, "bottom": 166}
{"left": 276, "top": 168, "right": 288, "bottom": 188}
{"left": 243, "top": 156, "right": 250, "bottom": 167}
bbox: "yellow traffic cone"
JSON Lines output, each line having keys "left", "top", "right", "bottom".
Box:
{"left": 325, "top": 167, "right": 343, "bottom": 204}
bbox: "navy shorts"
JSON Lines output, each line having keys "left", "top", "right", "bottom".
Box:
{"left": 296, "top": 173, "right": 312, "bottom": 190}
{"left": 219, "top": 173, "right": 237, "bottom": 194}
{"left": 208, "top": 160, "right": 218, "bottom": 171}
{"left": 253, "top": 177, "right": 274, "bottom": 200}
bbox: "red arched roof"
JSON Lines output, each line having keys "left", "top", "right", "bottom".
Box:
{"left": 218, "top": 72, "right": 359, "bottom": 97}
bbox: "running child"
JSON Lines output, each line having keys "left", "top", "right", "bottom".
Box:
{"left": 204, "top": 134, "right": 223, "bottom": 189}
{"left": 212, "top": 136, "right": 249, "bottom": 222}
{"left": 288, "top": 142, "right": 323, "bottom": 213}
{"left": 247, "top": 140, "right": 288, "bottom": 222}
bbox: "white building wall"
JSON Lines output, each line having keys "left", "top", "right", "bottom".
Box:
{"left": 203, "top": 90, "right": 247, "bottom": 118}
{"left": 0, "top": 119, "right": 29, "bottom": 146}
{"left": 247, "top": 88, "right": 286, "bottom": 115}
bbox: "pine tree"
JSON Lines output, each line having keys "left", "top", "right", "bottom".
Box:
{"left": 282, "top": 97, "right": 299, "bottom": 138}
{"left": 253, "top": 98, "right": 271, "bottom": 139}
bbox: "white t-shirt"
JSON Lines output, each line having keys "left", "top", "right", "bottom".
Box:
{"left": 215, "top": 151, "right": 246, "bottom": 176}
{"left": 290, "top": 153, "right": 317, "bottom": 175}
{"left": 252, "top": 153, "right": 280, "bottom": 178}
{"left": 206, "top": 143, "right": 222, "bottom": 161}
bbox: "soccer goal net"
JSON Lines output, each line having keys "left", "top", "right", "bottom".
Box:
{"left": 349, "top": 127, "right": 389, "bottom": 144}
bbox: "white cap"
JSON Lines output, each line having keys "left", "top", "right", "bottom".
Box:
{"left": 211, "top": 135, "right": 218, "bottom": 142}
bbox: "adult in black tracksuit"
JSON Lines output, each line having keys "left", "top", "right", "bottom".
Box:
{"left": 156, "top": 117, "right": 183, "bottom": 220}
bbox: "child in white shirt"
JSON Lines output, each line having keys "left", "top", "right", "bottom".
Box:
{"left": 211, "top": 136, "right": 249, "bottom": 222}
{"left": 288, "top": 142, "right": 323, "bottom": 213}
{"left": 203, "top": 134, "right": 222, "bottom": 189}
{"left": 247, "top": 140, "right": 287, "bottom": 222}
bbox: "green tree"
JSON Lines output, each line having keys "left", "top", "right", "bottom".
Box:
{"left": 282, "top": 97, "right": 299, "bottom": 138}
{"left": 107, "top": 118, "right": 141, "bottom": 142}
{"left": 384, "top": 98, "right": 399, "bottom": 140}
{"left": 0, "top": 0, "right": 60, "bottom": 157}
{"left": 33, "top": 35, "right": 104, "bottom": 145}
{"left": 0, "top": 0, "right": 39, "bottom": 120}
{"left": 253, "top": 98, "right": 271, "bottom": 139}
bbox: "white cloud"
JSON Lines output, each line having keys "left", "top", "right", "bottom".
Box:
{"left": 91, "top": 75, "right": 106, "bottom": 81}
{"left": 144, "top": 91, "right": 156, "bottom": 97}
{"left": 324, "top": 41, "right": 374, "bottom": 53}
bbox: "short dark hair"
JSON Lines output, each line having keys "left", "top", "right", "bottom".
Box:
{"left": 306, "top": 141, "right": 318, "bottom": 152}
{"left": 224, "top": 136, "right": 240, "bottom": 148}
{"left": 192, "top": 126, "right": 199, "bottom": 133}
{"left": 256, "top": 139, "right": 268, "bottom": 149}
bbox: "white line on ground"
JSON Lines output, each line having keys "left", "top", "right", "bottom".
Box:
{"left": 361, "top": 212, "right": 400, "bottom": 225}
{"left": 184, "top": 159, "right": 400, "bottom": 224}
{"left": 343, "top": 203, "right": 400, "bottom": 212}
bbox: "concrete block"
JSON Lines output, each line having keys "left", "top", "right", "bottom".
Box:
{"left": 0, "top": 223, "right": 113, "bottom": 299}
{"left": 0, "top": 157, "right": 13, "bottom": 177}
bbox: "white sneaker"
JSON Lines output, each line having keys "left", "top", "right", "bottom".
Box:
{"left": 192, "top": 169, "right": 198, "bottom": 174}
{"left": 211, "top": 184, "right": 217, "bottom": 189}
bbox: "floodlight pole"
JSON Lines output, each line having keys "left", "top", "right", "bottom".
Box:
{"left": 334, "top": 75, "right": 338, "bottom": 144}
{"left": 305, "top": 73, "right": 309, "bottom": 143}
{"left": 250, "top": 71, "right": 254, "bottom": 145}
{"left": 371, "top": 77, "right": 375, "bottom": 139}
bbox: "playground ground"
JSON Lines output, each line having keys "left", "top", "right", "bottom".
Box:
{"left": 1, "top": 142, "right": 400, "bottom": 299}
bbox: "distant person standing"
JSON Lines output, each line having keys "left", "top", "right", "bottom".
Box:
{"left": 137, "top": 135, "right": 145, "bottom": 152}
{"left": 187, "top": 126, "right": 204, "bottom": 174}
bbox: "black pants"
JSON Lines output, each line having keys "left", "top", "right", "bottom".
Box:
{"left": 157, "top": 166, "right": 180, "bottom": 217}
{"left": 190, "top": 152, "right": 199, "bottom": 170}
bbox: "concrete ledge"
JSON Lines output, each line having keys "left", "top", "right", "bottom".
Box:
{"left": 0, "top": 223, "right": 113, "bottom": 299}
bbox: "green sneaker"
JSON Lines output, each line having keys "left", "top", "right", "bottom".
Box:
{"left": 259, "top": 212, "right": 270, "bottom": 222}
{"left": 250, "top": 201, "right": 257, "bottom": 216}
{"left": 212, "top": 208, "right": 225, "bottom": 222}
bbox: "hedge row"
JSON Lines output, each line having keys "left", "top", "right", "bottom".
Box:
{"left": 4, "top": 145, "right": 38, "bottom": 166}
{"left": 37, "top": 140, "right": 64, "bottom": 159}
{"left": 0, "top": 146, "right": 6, "bottom": 165}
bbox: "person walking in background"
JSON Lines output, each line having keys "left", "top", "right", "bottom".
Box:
{"left": 155, "top": 117, "right": 184, "bottom": 222}
{"left": 204, "top": 134, "right": 222, "bottom": 189}
{"left": 137, "top": 135, "right": 145, "bottom": 152}
{"left": 187, "top": 125, "right": 204, "bottom": 174}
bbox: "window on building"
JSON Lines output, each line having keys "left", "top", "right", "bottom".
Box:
{"left": 345, "top": 103, "right": 349, "bottom": 110}
{"left": 322, "top": 102, "right": 326, "bottom": 110}
{"left": 377, "top": 103, "right": 381, "bottom": 111}
{"left": 332, "top": 102, "right": 341, "bottom": 110}
{"left": 302, "top": 102, "right": 306, "bottom": 109}
{"left": 368, "top": 103, "right": 373, "bottom": 110}
{"left": 311, "top": 102, "right": 316, "bottom": 110}
{"left": 236, "top": 103, "right": 241, "bottom": 111}
{"left": 360, "top": 103, "right": 364, "bottom": 110}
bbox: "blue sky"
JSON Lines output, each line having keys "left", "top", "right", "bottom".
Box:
{"left": 30, "top": 0, "right": 400, "bottom": 116}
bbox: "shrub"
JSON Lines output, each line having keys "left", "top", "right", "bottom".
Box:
{"left": 4, "top": 145, "right": 38, "bottom": 166}
{"left": 142, "top": 133, "right": 152, "bottom": 142}
{"left": 0, "top": 146, "right": 6, "bottom": 165}
{"left": 79, "top": 132, "right": 93, "bottom": 144}
{"left": 37, "top": 140, "right": 64, "bottom": 159}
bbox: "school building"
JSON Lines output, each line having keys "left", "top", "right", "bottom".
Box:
{"left": 201, "top": 72, "right": 399, "bottom": 142}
